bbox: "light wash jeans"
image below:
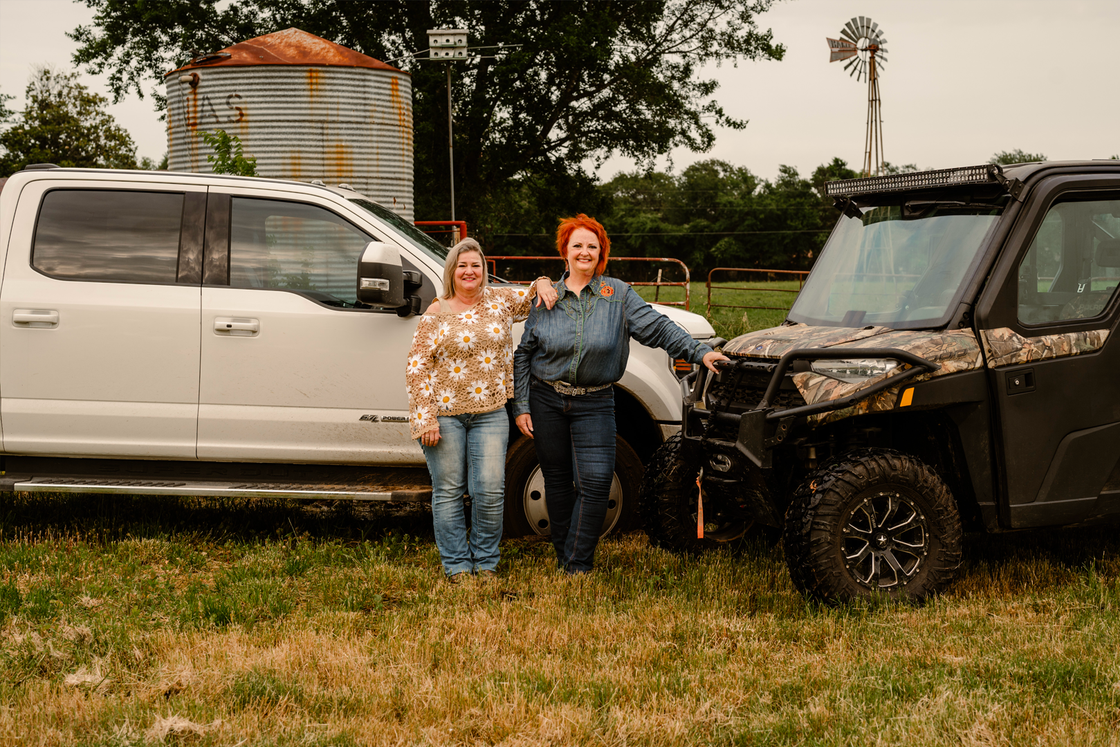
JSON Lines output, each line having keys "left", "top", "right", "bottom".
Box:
{"left": 420, "top": 408, "right": 509, "bottom": 576}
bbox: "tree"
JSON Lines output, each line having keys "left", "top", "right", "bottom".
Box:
{"left": 0, "top": 90, "right": 14, "bottom": 124}
{"left": 882, "top": 161, "right": 919, "bottom": 174}
{"left": 989, "top": 149, "right": 1046, "bottom": 165}
{"left": 200, "top": 129, "right": 258, "bottom": 176}
{"left": 69, "top": 0, "right": 785, "bottom": 229}
{"left": 601, "top": 159, "right": 842, "bottom": 275}
{"left": 0, "top": 67, "right": 138, "bottom": 176}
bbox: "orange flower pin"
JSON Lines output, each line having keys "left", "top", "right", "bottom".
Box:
{"left": 599, "top": 282, "right": 613, "bottom": 297}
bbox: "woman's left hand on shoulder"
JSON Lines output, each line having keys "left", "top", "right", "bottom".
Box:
{"left": 534, "top": 277, "right": 558, "bottom": 310}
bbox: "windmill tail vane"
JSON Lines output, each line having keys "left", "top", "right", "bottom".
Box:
{"left": 826, "top": 37, "right": 857, "bottom": 63}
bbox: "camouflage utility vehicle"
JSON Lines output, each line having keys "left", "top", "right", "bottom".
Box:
{"left": 641, "top": 161, "right": 1120, "bottom": 603}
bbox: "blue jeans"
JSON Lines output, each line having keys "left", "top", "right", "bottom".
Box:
{"left": 420, "top": 408, "right": 509, "bottom": 576}
{"left": 529, "top": 380, "right": 616, "bottom": 573}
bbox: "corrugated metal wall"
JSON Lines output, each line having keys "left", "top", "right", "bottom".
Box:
{"left": 165, "top": 65, "right": 414, "bottom": 221}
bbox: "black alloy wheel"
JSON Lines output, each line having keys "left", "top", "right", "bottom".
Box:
{"left": 783, "top": 448, "right": 963, "bottom": 604}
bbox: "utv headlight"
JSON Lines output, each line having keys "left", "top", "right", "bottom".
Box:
{"left": 810, "top": 358, "right": 900, "bottom": 383}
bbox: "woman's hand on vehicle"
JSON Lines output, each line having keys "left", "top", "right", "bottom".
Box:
{"left": 515, "top": 413, "right": 534, "bottom": 438}
{"left": 702, "top": 350, "right": 730, "bottom": 373}
{"left": 535, "top": 277, "right": 558, "bottom": 309}
{"left": 420, "top": 425, "right": 441, "bottom": 447}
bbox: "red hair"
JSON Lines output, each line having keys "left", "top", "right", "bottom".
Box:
{"left": 556, "top": 214, "right": 610, "bottom": 276}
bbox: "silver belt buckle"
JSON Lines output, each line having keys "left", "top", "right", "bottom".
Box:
{"left": 547, "top": 379, "right": 607, "bottom": 396}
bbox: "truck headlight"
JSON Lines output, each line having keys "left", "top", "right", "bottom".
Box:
{"left": 810, "top": 358, "right": 900, "bottom": 383}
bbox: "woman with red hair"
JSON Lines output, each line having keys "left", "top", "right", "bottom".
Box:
{"left": 513, "top": 214, "right": 727, "bottom": 574}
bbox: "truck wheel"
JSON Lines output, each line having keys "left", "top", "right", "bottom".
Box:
{"left": 639, "top": 433, "right": 755, "bottom": 552}
{"left": 783, "top": 448, "right": 962, "bottom": 604}
{"left": 503, "top": 435, "right": 642, "bottom": 538}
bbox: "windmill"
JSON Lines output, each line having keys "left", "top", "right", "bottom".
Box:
{"left": 827, "top": 17, "right": 888, "bottom": 177}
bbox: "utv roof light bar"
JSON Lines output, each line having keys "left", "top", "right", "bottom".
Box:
{"left": 826, "top": 164, "right": 1008, "bottom": 197}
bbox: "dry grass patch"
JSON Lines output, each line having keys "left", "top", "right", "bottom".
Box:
{"left": 1, "top": 494, "right": 1119, "bottom": 745}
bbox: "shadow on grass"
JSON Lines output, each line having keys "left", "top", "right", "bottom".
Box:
{"left": 0, "top": 491, "right": 436, "bottom": 547}
{"left": 955, "top": 523, "right": 1120, "bottom": 597}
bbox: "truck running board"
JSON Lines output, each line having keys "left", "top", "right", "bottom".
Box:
{"left": 0, "top": 457, "right": 433, "bottom": 502}
{"left": 8, "top": 477, "right": 431, "bottom": 502}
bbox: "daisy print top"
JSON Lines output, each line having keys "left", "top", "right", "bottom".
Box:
{"left": 406, "top": 284, "right": 537, "bottom": 438}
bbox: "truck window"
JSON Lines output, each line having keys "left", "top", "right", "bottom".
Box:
{"left": 31, "top": 190, "right": 184, "bottom": 283}
{"left": 229, "top": 197, "right": 373, "bottom": 306}
{"left": 1018, "top": 196, "right": 1120, "bottom": 325}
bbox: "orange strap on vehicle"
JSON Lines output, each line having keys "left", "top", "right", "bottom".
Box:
{"left": 696, "top": 473, "right": 704, "bottom": 539}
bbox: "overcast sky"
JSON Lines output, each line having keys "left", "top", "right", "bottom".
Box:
{"left": 2, "top": 0, "right": 1118, "bottom": 182}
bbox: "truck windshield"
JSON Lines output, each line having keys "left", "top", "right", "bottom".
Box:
{"left": 349, "top": 198, "right": 450, "bottom": 264}
{"left": 788, "top": 203, "right": 1003, "bottom": 328}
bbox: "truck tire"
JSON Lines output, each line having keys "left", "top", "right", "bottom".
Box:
{"left": 503, "top": 434, "right": 642, "bottom": 538}
{"left": 639, "top": 433, "right": 756, "bottom": 552}
{"left": 783, "top": 448, "right": 962, "bottom": 604}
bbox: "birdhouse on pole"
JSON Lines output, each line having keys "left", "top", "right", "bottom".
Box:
{"left": 427, "top": 29, "right": 468, "bottom": 60}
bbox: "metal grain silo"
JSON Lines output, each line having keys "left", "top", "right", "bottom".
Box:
{"left": 164, "top": 28, "right": 414, "bottom": 220}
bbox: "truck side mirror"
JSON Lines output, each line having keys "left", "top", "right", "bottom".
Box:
{"left": 397, "top": 271, "right": 424, "bottom": 318}
{"left": 357, "top": 242, "right": 406, "bottom": 308}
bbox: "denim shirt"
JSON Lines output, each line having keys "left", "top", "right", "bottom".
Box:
{"left": 512, "top": 273, "right": 712, "bottom": 417}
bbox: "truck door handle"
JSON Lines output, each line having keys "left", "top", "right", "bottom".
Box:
{"left": 214, "top": 317, "right": 260, "bottom": 336}
{"left": 13, "top": 309, "right": 59, "bottom": 328}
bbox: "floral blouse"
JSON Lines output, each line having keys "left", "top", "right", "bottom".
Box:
{"left": 406, "top": 284, "right": 537, "bottom": 438}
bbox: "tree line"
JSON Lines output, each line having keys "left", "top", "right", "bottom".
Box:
{"left": 2, "top": 2, "right": 1113, "bottom": 278}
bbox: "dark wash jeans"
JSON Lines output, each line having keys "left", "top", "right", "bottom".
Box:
{"left": 529, "top": 379, "right": 616, "bottom": 573}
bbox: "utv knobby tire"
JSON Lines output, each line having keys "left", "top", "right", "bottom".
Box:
{"left": 783, "top": 448, "right": 962, "bottom": 604}
{"left": 503, "top": 434, "right": 642, "bottom": 538}
{"left": 639, "top": 433, "right": 755, "bottom": 553}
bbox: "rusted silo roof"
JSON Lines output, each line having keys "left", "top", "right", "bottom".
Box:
{"left": 165, "top": 27, "right": 402, "bottom": 75}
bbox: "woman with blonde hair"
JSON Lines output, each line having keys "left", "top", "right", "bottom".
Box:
{"left": 406, "top": 238, "right": 556, "bottom": 581}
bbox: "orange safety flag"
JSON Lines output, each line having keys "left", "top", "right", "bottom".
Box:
{"left": 696, "top": 474, "right": 704, "bottom": 539}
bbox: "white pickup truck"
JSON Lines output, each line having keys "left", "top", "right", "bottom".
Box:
{"left": 0, "top": 166, "right": 715, "bottom": 535}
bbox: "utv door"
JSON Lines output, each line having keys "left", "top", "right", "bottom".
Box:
{"left": 976, "top": 181, "right": 1120, "bottom": 527}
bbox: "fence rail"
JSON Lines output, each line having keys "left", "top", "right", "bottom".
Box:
{"left": 486, "top": 256, "right": 692, "bottom": 310}
{"left": 414, "top": 221, "right": 468, "bottom": 245}
{"left": 706, "top": 267, "right": 809, "bottom": 318}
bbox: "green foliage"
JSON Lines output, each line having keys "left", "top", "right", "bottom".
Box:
{"left": 69, "top": 0, "right": 785, "bottom": 226}
{"left": 0, "top": 67, "right": 138, "bottom": 176}
{"left": 600, "top": 158, "right": 856, "bottom": 276}
{"left": 990, "top": 148, "right": 1047, "bottom": 165}
{"left": 0, "top": 90, "right": 14, "bottom": 123}
{"left": 199, "top": 128, "right": 258, "bottom": 176}
{"left": 882, "top": 161, "right": 919, "bottom": 174}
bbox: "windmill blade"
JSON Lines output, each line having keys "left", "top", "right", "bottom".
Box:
{"left": 844, "top": 20, "right": 860, "bottom": 41}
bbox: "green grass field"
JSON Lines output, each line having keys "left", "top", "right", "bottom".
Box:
{"left": 636, "top": 280, "right": 800, "bottom": 339}
{"left": 1, "top": 494, "right": 1118, "bottom": 746}
{"left": 2, "top": 285, "right": 1119, "bottom": 745}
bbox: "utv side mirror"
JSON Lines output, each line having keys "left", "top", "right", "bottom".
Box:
{"left": 357, "top": 242, "right": 406, "bottom": 308}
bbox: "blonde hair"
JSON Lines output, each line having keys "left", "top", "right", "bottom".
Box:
{"left": 441, "top": 237, "right": 488, "bottom": 299}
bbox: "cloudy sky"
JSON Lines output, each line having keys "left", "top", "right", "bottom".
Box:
{"left": 2, "top": 0, "right": 1117, "bottom": 181}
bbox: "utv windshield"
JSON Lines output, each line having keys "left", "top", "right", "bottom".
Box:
{"left": 788, "top": 202, "right": 1004, "bottom": 328}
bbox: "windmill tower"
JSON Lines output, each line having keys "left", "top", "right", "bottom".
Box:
{"left": 827, "top": 17, "right": 888, "bottom": 177}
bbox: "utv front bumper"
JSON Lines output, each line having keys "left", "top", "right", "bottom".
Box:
{"left": 681, "top": 347, "right": 941, "bottom": 525}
